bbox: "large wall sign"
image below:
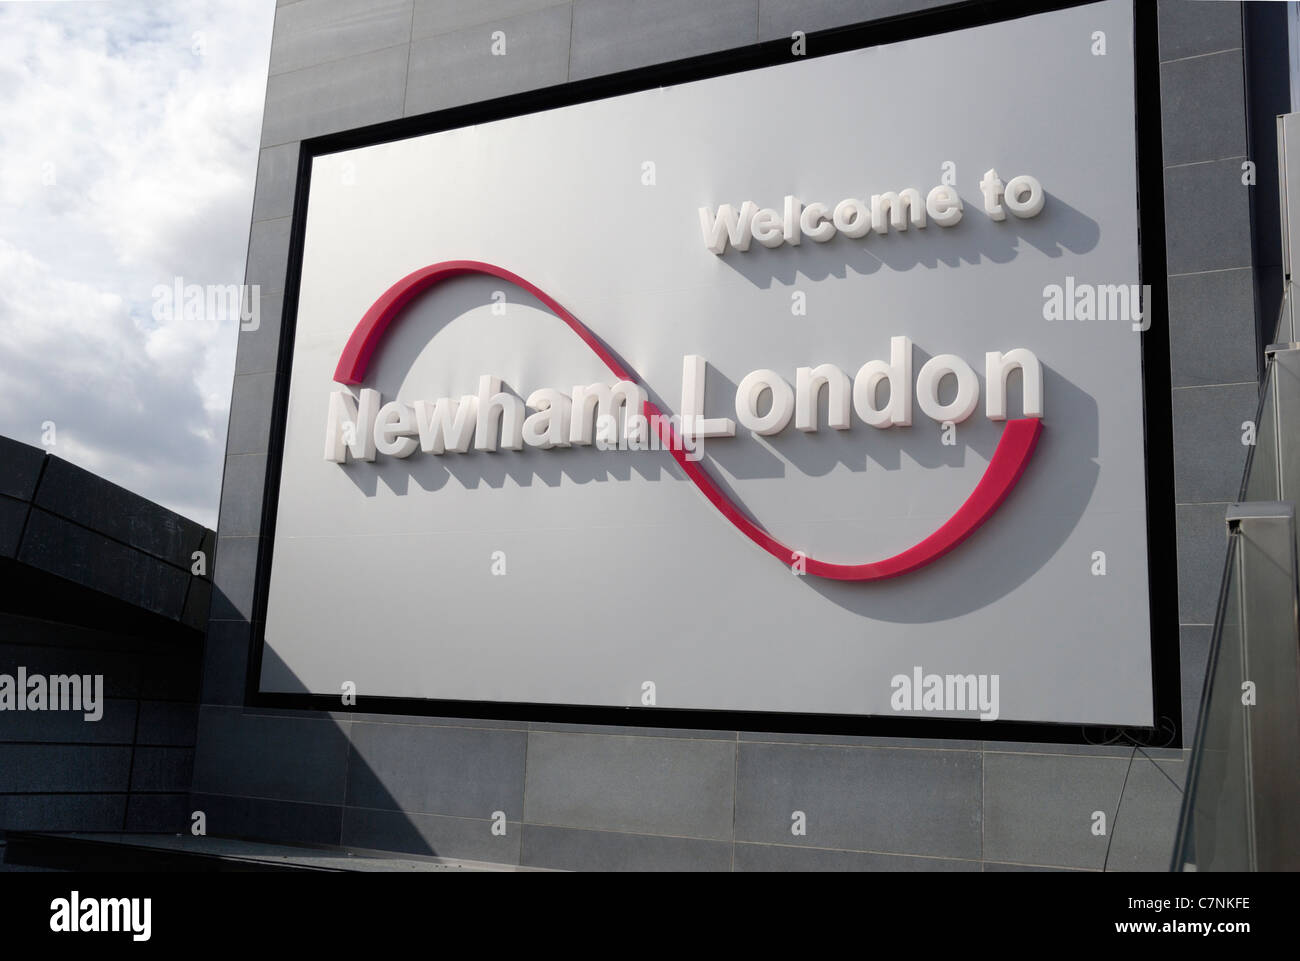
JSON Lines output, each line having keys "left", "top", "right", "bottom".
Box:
{"left": 261, "top": 0, "right": 1159, "bottom": 728}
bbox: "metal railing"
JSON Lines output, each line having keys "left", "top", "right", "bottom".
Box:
{"left": 1173, "top": 294, "right": 1300, "bottom": 871}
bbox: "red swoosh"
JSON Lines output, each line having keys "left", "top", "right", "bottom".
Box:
{"left": 333, "top": 259, "right": 1042, "bottom": 581}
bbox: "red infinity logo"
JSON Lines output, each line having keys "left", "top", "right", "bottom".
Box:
{"left": 333, "top": 260, "right": 1042, "bottom": 581}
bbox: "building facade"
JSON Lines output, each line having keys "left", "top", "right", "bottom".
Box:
{"left": 0, "top": 436, "right": 211, "bottom": 868}
{"left": 191, "top": 0, "right": 1289, "bottom": 871}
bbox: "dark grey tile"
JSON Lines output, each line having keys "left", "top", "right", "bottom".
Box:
{"left": 982, "top": 752, "right": 1130, "bottom": 869}
{"left": 129, "top": 747, "right": 194, "bottom": 793}
{"left": 240, "top": 706, "right": 352, "bottom": 721}
{"left": 181, "top": 576, "right": 213, "bottom": 632}
{"left": 525, "top": 732, "right": 735, "bottom": 840}
{"left": 199, "top": 528, "right": 216, "bottom": 568}
{"left": 739, "top": 730, "right": 979, "bottom": 751}
{"left": 342, "top": 806, "right": 522, "bottom": 863}
{"left": 1179, "top": 625, "right": 1211, "bottom": 705}
{"left": 124, "top": 794, "right": 189, "bottom": 833}
{"left": 190, "top": 792, "right": 342, "bottom": 846}
{"left": 137, "top": 648, "right": 202, "bottom": 702}
{"left": 0, "top": 745, "right": 132, "bottom": 793}
{"left": 262, "top": 43, "right": 409, "bottom": 146}
{"left": 1163, "top": 158, "right": 1253, "bottom": 274}
{"left": 0, "top": 858, "right": 66, "bottom": 873}
{"left": 17, "top": 511, "right": 190, "bottom": 620}
{"left": 758, "top": 0, "right": 948, "bottom": 39}
{"left": 270, "top": 0, "right": 413, "bottom": 76}
{"left": 224, "top": 373, "right": 276, "bottom": 456}
{"left": 1157, "top": 0, "right": 1242, "bottom": 62}
{"left": 1182, "top": 694, "right": 1201, "bottom": 744}
{"left": 1105, "top": 758, "right": 1185, "bottom": 871}
{"left": 735, "top": 742, "right": 981, "bottom": 858}
{"left": 347, "top": 721, "right": 526, "bottom": 818}
{"left": 985, "top": 741, "right": 1161, "bottom": 759}
{"left": 234, "top": 289, "right": 284, "bottom": 377}
{"left": 529, "top": 720, "right": 732, "bottom": 739}
{"left": 192, "top": 706, "right": 351, "bottom": 804}
{"left": 0, "top": 435, "right": 45, "bottom": 500}
{"left": 570, "top": 0, "right": 757, "bottom": 80}
{"left": 983, "top": 860, "right": 1093, "bottom": 872}
{"left": 412, "top": 0, "right": 569, "bottom": 40}
{"left": 0, "top": 695, "right": 135, "bottom": 744}
{"left": 251, "top": 144, "right": 300, "bottom": 224}
{"left": 1167, "top": 267, "right": 1257, "bottom": 388}
{"left": 735, "top": 842, "right": 979, "bottom": 871}
{"left": 34, "top": 456, "right": 205, "bottom": 567}
{"left": 0, "top": 794, "right": 126, "bottom": 833}
{"left": 1171, "top": 383, "right": 1257, "bottom": 503}
{"left": 348, "top": 713, "right": 522, "bottom": 731}
{"left": 1176, "top": 503, "right": 1231, "bottom": 626}
{"left": 136, "top": 700, "right": 199, "bottom": 746}
{"left": 216, "top": 454, "right": 268, "bottom": 537}
{"left": 200, "top": 621, "right": 252, "bottom": 706}
{"left": 404, "top": 5, "right": 571, "bottom": 116}
{"left": 209, "top": 536, "right": 261, "bottom": 622}
{"left": 1160, "top": 49, "right": 1247, "bottom": 166}
{"left": 244, "top": 217, "right": 292, "bottom": 295}
{"left": 0, "top": 637, "right": 140, "bottom": 699}
{"left": 0, "top": 496, "right": 28, "bottom": 558}
{"left": 521, "top": 824, "right": 731, "bottom": 871}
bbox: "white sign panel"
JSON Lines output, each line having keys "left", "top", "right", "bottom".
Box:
{"left": 261, "top": 0, "right": 1154, "bottom": 726}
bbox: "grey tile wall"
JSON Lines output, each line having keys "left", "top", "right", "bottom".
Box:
{"left": 215, "top": 454, "right": 267, "bottom": 537}
{"left": 1104, "top": 757, "right": 1186, "bottom": 871}
{"left": 348, "top": 721, "right": 527, "bottom": 817}
{"left": 759, "top": 0, "right": 960, "bottom": 38}
{"left": 982, "top": 751, "right": 1129, "bottom": 870}
{"left": 1176, "top": 502, "right": 1232, "bottom": 626}
{"left": 1159, "top": 49, "right": 1247, "bottom": 166}
{"left": 1171, "top": 382, "right": 1258, "bottom": 503}
{"left": 343, "top": 806, "right": 523, "bottom": 863}
{"left": 1158, "top": 1, "right": 1253, "bottom": 755}
{"left": 193, "top": 0, "right": 1261, "bottom": 870}
{"left": 19, "top": 511, "right": 190, "bottom": 620}
{"left": 1167, "top": 268, "right": 1256, "bottom": 387}
{"left": 208, "top": 535, "right": 260, "bottom": 621}
{"left": 404, "top": 5, "right": 571, "bottom": 115}
{"left": 261, "top": 43, "right": 410, "bottom": 148}
{"left": 0, "top": 607, "right": 206, "bottom": 843}
{"left": 734, "top": 741, "right": 981, "bottom": 859}
{"left": 251, "top": 143, "right": 299, "bottom": 223}
{"left": 521, "top": 824, "right": 732, "bottom": 871}
{"left": 524, "top": 732, "right": 735, "bottom": 839}
{"left": 234, "top": 290, "right": 283, "bottom": 377}
{"left": 568, "top": 0, "right": 756, "bottom": 80}
{"left": 1157, "top": 0, "right": 1242, "bottom": 61}
{"left": 733, "top": 842, "right": 980, "bottom": 872}
{"left": 268, "top": 0, "right": 415, "bottom": 77}
{"left": 0, "top": 436, "right": 45, "bottom": 500}
{"left": 1164, "top": 159, "right": 1254, "bottom": 275}
{"left": 192, "top": 706, "right": 351, "bottom": 804}
{"left": 411, "top": 0, "right": 569, "bottom": 41}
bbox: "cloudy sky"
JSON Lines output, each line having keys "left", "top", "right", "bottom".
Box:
{"left": 0, "top": 0, "right": 276, "bottom": 526}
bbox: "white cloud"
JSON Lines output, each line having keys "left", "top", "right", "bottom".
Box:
{"left": 0, "top": 0, "right": 276, "bottom": 527}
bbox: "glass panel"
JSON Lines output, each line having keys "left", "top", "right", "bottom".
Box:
{"left": 1273, "top": 349, "right": 1300, "bottom": 564}
{"left": 1242, "top": 363, "right": 1278, "bottom": 503}
{"left": 1233, "top": 506, "right": 1300, "bottom": 870}
{"left": 1175, "top": 534, "right": 1252, "bottom": 870}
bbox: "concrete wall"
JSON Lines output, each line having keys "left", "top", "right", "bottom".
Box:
{"left": 194, "top": 0, "right": 1269, "bottom": 870}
